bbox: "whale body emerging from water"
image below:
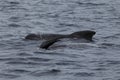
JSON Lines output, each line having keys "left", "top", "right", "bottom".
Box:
{"left": 25, "top": 30, "right": 96, "bottom": 49}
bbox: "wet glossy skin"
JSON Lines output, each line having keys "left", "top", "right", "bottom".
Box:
{"left": 25, "top": 30, "right": 96, "bottom": 49}
{"left": 25, "top": 30, "right": 96, "bottom": 41}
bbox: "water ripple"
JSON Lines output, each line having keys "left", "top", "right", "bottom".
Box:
{"left": 76, "top": 2, "right": 107, "bottom": 7}
{"left": 30, "top": 69, "right": 61, "bottom": 77}
{"left": 4, "top": 69, "right": 31, "bottom": 74}
{"left": 27, "top": 57, "right": 51, "bottom": 62}
{"left": 0, "top": 57, "right": 27, "bottom": 62}
{"left": 74, "top": 72, "right": 95, "bottom": 77}
{"left": 0, "top": 73, "right": 20, "bottom": 79}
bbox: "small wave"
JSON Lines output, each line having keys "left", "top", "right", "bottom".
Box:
{"left": 17, "top": 52, "right": 33, "bottom": 56}
{"left": 74, "top": 72, "right": 95, "bottom": 77}
{"left": 0, "top": 73, "right": 20, "bottom": 79}
{"left": 8, "top": 23, "right": 21, "bottom": 27}
{"left": 102, "top": 35, "right": 118, "bottom": 39}
{"left": 0, "top": 57, "right": 27, "bottom": 62}
{"left": 105, "top": 60, "right": 120, "bottom": 65}
{"left": 92, "top": 67, "right": 108, "bottom": 71}
{"left": 30, "top": 69, "right": 61, "bottom": 77}
{"left": 99, "top": 43, "right": 120, "bottom": 49}
{"left": 6, "top": 61, "right": 41, "bottom": 65}
{"left": 8, "top": 16, "right": 23, "bottom": 22}
{"left": 27, "top": 57, "right": 51, "bottom": 62}
{"left": 0, "top": 0, "right": 27, "bottom": 13}
{"left": 55, "top": 62, "right": 74, "bottom": 66}
{"left": 76, "top": 2, "right": 106, "bottom": 6}
{"left": 4, "top": 69, "right": 31, "bottom": 74}
{"left": 34, "top": 51, "right": 80, "bottom": 59}
{"left": 8, "top": 1, "right": 20, "bottom": 5}
{"left": 59, "top": 23, "right": 80, "bottom": 27}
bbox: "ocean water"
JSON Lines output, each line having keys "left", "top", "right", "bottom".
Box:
{"left": 0, "top": 0, "right": 120, "bottom": 80}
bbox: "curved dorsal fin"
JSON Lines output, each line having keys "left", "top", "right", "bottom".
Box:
{"left": 70, "top": 30, "right": 96, "bottom": 41}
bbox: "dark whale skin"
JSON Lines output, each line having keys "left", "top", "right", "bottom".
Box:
{"left": 25, "top": 30, "right": 96, "bottom": 49}
{"left": 40, "top": 38, "right": 59, "bottom": 49}
{"left": 25, "top": 30, "right": 96, "bottom": 41}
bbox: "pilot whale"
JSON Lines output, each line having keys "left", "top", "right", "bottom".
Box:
{"left": 25, "top": 30, "right": 96, "bottom": 41}
{"left": 25, "top": 30, "right": 96, "bottom": 49}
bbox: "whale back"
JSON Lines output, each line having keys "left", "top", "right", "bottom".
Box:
{"left": 25, "top": 34, "right": 40, "bottom": 40}
{"left": 40, "top": 34, "right": 67, "bottom": 40}
{"left": 25, "top": 33, "right": 67, "bottom": 40}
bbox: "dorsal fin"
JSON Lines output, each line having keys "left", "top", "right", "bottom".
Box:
{"left": 70, "top": 30, "right": 96, "bottom": 41}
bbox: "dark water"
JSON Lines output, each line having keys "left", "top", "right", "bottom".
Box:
{"left": 0, "top": 0, "right": 120, "bottom": 80}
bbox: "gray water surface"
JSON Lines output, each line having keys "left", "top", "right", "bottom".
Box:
{"left": 0, "top": 0, "right": 120, "bottom": 80}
